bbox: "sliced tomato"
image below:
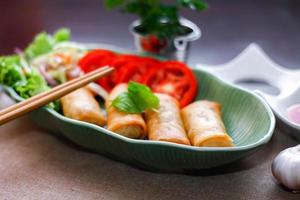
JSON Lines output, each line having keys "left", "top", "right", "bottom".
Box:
{"left": 105, "top": 54, "right": 139, "bottom": 89}
{"left": 141, "top": 61, "right": 198, "bottom": 107}
{"left": 78, "top": 49, "right": 117, "bottom": 91}
{"left": 78, "top": 50, "right": 198, "bottom": 102}
{"left": 79, "top": 49, "right": 115, "bottom": 72}
{"left": 117, "top": 56, "right": 159, "bottom": 83}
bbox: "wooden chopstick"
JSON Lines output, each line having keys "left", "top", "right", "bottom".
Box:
{"left": 0, "top": 66, "right": 114, "bottom": 125}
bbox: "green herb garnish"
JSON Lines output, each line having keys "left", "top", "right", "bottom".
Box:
{"left": 112, "top": 81, "right": 159, "bottom": 114}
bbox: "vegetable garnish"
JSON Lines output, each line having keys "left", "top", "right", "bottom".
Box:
{"left": 79, "top": 49, "right": 117, "bottom": 91}
{"left": 13, "top": 69, "right": 50, "bottom": 99}
{"left": 116, "top": 55, "right": 159, "bottom": 83}
{"left": 112, "top": 81, "right": 159, "bottom": 114}
{"left": 78, "top": 50, "right": 159, "bottom": 91}
{"left": 0, "top": 56, "right": 49, "bottom": 97}
{"left": 0, "top": 28, "right": 70, "bottom": 111}
{"left": 141, "top": 61, "right": 198, "bottom": 108}
{"left": 0, "top": 56, "right": 25, "bottom": 86}
{"left": 25, "top": 28, "right": 70, "bottom": 60}
{"left": 78, "top": 49, "right": 198, "bottom": 107}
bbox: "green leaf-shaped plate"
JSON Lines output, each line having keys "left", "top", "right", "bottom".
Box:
{"left": 5, "top": 67, "right": 275, "bottom": 172}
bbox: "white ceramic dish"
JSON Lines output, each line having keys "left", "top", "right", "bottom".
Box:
{"left": 197, "top": 43, "right": 300, "bottom": 140}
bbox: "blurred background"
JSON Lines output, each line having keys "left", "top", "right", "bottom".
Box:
{"left": 0, "top": 0, "right": 300, "bottom": 67}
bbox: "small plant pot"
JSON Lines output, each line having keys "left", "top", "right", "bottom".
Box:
{"left": 129, "top": 18, "right": 201, "bottom": 62}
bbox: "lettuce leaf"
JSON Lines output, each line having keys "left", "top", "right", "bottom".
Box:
{"left": 13, "top": 69, "right": 50, "bottom": 99}
{"left": 0, "top": 56, "right": 59, "bottom": 110}
{"left": 25, "top": 28, "right": 70, "bottom": 60}
{"left": 54, "top": 28, "right": 70, "bottom": 42}
{"left": 0, "top": 56, "right": 50, "bottom": 98}
{"left": 0, "top": 56, "right": 25, "bottom": 86}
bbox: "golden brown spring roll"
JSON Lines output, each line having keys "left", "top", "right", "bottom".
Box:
{"left": 181, "top": 100, "right": 234, "bottom": 147}
{"left": 105, "top": 83, "right": 147, "bottom": 139}
{"left": 61, "top": 87, "right": 106, "bottom": 126}
{"left": 145, "top": 93, "right": 190, "bottom": 145}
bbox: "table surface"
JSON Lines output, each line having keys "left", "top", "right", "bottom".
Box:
{"left": 1, "top": 0, "right": 300, "bottom": 199}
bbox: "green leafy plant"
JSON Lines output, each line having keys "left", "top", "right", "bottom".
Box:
{"left": 104, "top": 0, "right": 207, "bottom": 38}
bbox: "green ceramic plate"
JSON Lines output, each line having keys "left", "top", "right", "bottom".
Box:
{"left": 5, "top": 67, "right": 275, "bottom": 172}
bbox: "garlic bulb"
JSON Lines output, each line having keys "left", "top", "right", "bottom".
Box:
{"left": 272, "top": 145, "right": 300, "bottom": 191}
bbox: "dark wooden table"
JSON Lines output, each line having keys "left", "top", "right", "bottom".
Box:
{"left": 0, "top": 0, "right": 300, "bottom": 199}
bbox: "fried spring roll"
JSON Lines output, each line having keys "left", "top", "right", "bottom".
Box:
{"left": 145, "top": 94, "right": 190, "bottom": 145}
{"left": 106, "top": 84, "right": 147, "bottom": 139}
{"left": 181, "top": 100, "right": 234, "bottom": 147}
{"left": 61, "top": 87, "right": 106, "bottom": 126}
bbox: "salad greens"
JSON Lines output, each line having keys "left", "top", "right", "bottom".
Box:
{"left": 0, "top": 56, "right": 25, "bottom": 86}
{"left": 0, "top": 28, "right": 71, "bottom": 110}
{"left": 13, "top": 69, "right": 49, "bottom": 99}
{"left": 112, "top": 81, "right": 159, "bottom": 114}
{"left": 25, "top": 28, "right": 70, "bottom": 60}
{"left": 0, "top": 55, "right": 51, "bottom": 102}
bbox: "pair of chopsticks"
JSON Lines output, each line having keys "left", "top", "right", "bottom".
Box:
{"left": 0, "top": 66, "right": 114, "bottom": 125}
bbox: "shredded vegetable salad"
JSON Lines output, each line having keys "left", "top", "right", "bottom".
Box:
{"left": 0, "top": 28, "right": 71, "bottom": 110}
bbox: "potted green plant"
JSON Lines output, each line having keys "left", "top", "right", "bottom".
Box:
{"left": 104, "top": 0, "right": 207, "bottom": 61}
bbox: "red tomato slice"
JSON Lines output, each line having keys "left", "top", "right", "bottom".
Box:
{"left": 106, "top": 54, "right": 138, "bottom": 89}
{"left": 79, "top": 49, "right": 115, "bottom": 72}
{"left": 141, "top": 61, "right": 198, "bottom": 107}
{"left": 117, "top": 56, "right": 159, "bottom": 83}
{"left": 78, "top": 49, "right": 117, "bottom": 91}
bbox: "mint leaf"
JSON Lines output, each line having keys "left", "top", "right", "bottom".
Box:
{"left": 128, "top": 81, "right": 159, "bottom": 111}
{"left": 112, "top": 82, "right": 159, "bottom": 114}
{"left": 112, "top": 92, "right": 141, "bottom": 113}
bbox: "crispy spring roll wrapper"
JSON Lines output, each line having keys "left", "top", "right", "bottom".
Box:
{"left": 145, "top": 94, "right": 190, "bottom": 145}
{"left": 105, "top": 84, "right": 147, "bottom": 139}
{"left": 181, "top": 100, "right": 234, "bottom": 147}
{"left": 61, "top": 87, "right": 106, "bottom": 126}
